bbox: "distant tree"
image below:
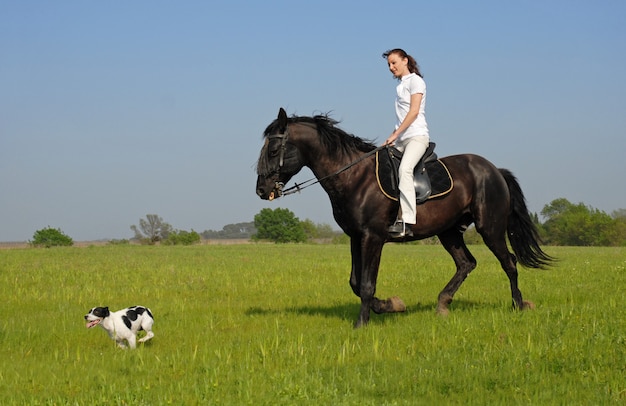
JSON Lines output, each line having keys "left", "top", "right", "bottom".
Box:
{"left": 541, "top": 198, "right": 619, "bottom": 246}
{"left": 314, "top": 223, "right": 337, "bottom": 239}
{"left": 131, "top": 214, "right": 173, "bottom": 245}
{"left": 613, "top": 210, "right": 626, "bottom": 246}
{"left": 331, "top": 233, "right": 350, "bottom": 244}
{"left": 300, "top": 219, "right": 318, "bottom": 240}
{"left": 252, "top": 208, "right": 307, "bottom": 243}
{"left": 201, "top": 222, "right": 256, "bottom": 239}
{"left": 612, "top": 209, "right": 626, "bottom": 220}
{"left": 530, "top": 212, "right": 547, "bottom": 241}
{"left": 30, "top": 227, "right": 73, "bottom": 248}
{"left": 163, "top": 230, "right": 201, "bottom": 246}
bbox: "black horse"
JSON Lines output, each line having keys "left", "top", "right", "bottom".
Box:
{"left": 256, "top": 108, "right": 552, "bottom": 327}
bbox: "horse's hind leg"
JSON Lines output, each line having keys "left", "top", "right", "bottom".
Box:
{"left": 476, "top": 214, "right": 534, "bottom": 310}
{"left": 436, "top": 229, "right": 477, "bottom": 315}
{"left": 479, "top": 230, "right": 528, "bottom": 310}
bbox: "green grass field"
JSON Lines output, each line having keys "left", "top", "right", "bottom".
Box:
{"left": 1, "top": 243, "right": 624, "bottom": 405}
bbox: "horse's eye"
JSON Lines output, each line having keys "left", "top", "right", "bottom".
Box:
{"left": 269, "top": 148, "right": 279, "bottom": 157}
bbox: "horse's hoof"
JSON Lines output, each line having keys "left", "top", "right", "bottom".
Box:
{"left": 389, "top": 296, "right": 406, "bottom": 312}
{"left": 522, "top": 300, "right": 535, "bottom": 310}
{"left": 354, "top": 319, "right": 368, "bottom": 329}
{"left": 436, "top": 307, "right": 450, "bottom": 317}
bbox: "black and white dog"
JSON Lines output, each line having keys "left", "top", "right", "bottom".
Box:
{"left": 85, "top": 306, "right": 154, "bottom": 349}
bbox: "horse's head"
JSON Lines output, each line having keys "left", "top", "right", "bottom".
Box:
{"left": 256, "top": 108, "right": 305, "bottom": 200}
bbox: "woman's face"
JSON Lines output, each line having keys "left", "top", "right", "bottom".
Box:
{"left": 387, "top": 53, "right": 409, "bottom": 78}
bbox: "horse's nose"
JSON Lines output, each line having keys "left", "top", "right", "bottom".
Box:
{"left": 256, "top": 176, "right": 269, "bottom": 198}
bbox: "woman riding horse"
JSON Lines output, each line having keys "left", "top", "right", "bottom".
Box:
{"left": 256, "top": 108, "right": 552, "bottom": 327}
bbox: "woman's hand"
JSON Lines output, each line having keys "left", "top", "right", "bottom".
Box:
{"left": 384, "top": 132, "right": 398, "bottom": 146}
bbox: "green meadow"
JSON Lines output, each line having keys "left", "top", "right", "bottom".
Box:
{"left": 0, "top": 243, "right": 624, "bottom": 405}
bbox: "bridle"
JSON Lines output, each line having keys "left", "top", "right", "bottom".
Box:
{"left": 267, "top": 131, "right": 289, "bottom": 169}
{"left": 264, "top": 131, "right": 289, "bottom": 200}
{"left": 265, "top": 127, "right": 387, "bottom": 199}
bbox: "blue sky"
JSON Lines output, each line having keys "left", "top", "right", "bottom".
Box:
{"left": 1, "top": 1, "right": 625, "bottom": 242}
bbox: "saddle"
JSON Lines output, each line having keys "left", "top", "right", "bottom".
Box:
{"left": 375, "top": 142, "right": 453, "bottom": 203}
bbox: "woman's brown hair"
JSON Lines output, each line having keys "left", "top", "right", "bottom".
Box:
{"left": 382, "top": 48, "right": 423, "bottom": 78}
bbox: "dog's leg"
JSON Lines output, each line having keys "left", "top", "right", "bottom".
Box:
{"left": 138, "top": 316, "right": 154, "bottom": 343}
{"left": 127, "top": 335, "right": 137, "bottom": 349}
{"left": 139, "top": 331, "right": 154, "bottom": 343}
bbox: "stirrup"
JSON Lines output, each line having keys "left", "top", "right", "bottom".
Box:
{"left": 388, "top": 220, "right": 413, "bottom": 238}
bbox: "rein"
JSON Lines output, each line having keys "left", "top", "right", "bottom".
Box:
{"left": 280, "top": 142, "right": 387, "bottom": 197}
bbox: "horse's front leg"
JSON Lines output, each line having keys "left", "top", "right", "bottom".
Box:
{"left": 350, "top": 235, "right": 405, "bottom": 328}
{"left": 349, "top": 237, "right": 362, "bottom": 297}
{"left": 354, "top": 234, "right": 388, "bottom": 328}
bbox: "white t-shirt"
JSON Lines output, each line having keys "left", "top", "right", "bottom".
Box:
{"left": 394, "top": 73, "right": 429, "bottom": 142}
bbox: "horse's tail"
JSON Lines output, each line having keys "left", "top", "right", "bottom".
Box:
{"left": 499, "top": 168, "right": 554, "bottom": 269}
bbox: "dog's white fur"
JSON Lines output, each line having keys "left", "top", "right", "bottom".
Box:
{"left": 85, "top": 305, "right": 154, "bottom": 349}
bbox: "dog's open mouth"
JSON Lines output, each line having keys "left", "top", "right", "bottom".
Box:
{"left": 86, "top": 319, "right": 101, "bottom": 328}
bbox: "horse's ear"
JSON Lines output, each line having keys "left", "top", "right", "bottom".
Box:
{"left": 277, "top": 108, "right": 288, "bottom": 129}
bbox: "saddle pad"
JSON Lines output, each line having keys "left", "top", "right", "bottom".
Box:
{"left": 375, "top": 151, "right": 453, "bottom": 202}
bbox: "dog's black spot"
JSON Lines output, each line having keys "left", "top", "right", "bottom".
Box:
{"left": 131, "top": 306, "right": 153, "bottom": 319}
{"left": 92, "top": 307, "right": 110, "bottom": 318}
{"left": 122, "top": 315, "right": 132, "bottom": 329}
{"left": 126, "top": 309, "right": 139, "bottom": 322}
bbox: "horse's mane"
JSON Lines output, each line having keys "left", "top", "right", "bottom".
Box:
{"left": 263, "top": 113, "right": 376, "bottom": 158}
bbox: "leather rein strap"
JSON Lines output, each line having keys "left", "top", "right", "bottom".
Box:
{"left": 276, "top": 133, "right": 387, "bottom": 196}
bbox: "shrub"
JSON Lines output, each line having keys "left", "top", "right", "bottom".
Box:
{"left": 163, "top": 230, "right": 201, "bottom": 246}
{"left": 108, "top": 239, "right": 130, "bottom": 245}
{"left": 30, "top": 227, "right": 74, "bottom": 248}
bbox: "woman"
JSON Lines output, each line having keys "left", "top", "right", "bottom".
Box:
{"left": 382, "top": 48, "right": 430, "bottom": 238}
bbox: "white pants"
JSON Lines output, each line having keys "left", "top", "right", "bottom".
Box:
{"left": 395, "top": 136, "right": 429, "bottom": 224}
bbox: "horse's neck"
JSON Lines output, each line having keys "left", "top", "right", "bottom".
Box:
{"left": 294, "top": 124, "right": 372, "bottom": 193}
{"left": 301, "top": 142, "right": 359, "bottom": 178}
{"left": 307, "top": 150, "right": 372, "bottom": 197}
